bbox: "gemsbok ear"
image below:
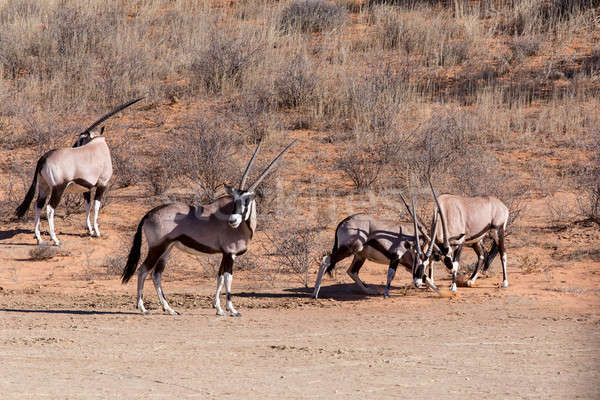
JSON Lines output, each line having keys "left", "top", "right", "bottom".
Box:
{"left": 224, "top": 184, "right": 234, "bottom": 195}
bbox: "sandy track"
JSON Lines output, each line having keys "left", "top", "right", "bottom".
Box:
{"left": 1, "top": 288, "right": 598, "bottom": 399}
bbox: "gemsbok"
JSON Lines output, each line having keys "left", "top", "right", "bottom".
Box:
{"left": 15, "top": 97, "right": 143, "bottom": 245}
{"left": 121, "top": 139, "right": 296, "bottom": 316}
{"left": 413, "top": 180, "right": 510, "bottom": 292}
{"left": 312, "top": 208, "right": 440, "bottom": 299}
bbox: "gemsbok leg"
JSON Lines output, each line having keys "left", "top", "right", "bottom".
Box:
{"left": 346, "top": 254, "right": 376, "bottom": 295}
{"left": 47, "top": 183, "right": 67, "bottom": 246}
{"left": 84, "top": 191, "right": 94, "bottom": 236}
{"left": 467, "top": 241, "right": 485, "bottom": 287}
{"left": 92, "top": 185, "right": 107, "bottom": 237}
{"left": 136, "top": 243, "right": 171, "bottom": 315}
{"left": 151, "top": 256, "right": 179, "bottom": 315}
{"left": 214, "top": 253, "right": 240, "bottom": 317}
{"left": 34, "top": 182, "right": 50, "bottom": 244}
{"left": 312, "top": 244, "right": 357, "bottom": 299}
{"left": 496, "top": 225, "right": 508, "bottom": 288}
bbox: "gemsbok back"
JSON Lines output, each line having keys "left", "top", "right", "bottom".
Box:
{"left": 121, "top": 139, "right": 296, "bottom": 316}
{"left": 15, "top": 97, "right": 143, "bottom": 245}
{"left": 412, "top": 180, "right": 510, "bottom": 292}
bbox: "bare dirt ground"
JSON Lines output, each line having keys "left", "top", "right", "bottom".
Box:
{"left": 1, "top": 198, "right": 599, "bottom": 399}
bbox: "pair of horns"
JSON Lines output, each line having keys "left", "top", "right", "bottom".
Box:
{"left": 79, "top": 97, "right": 144, "bottom": 135}
{"left": 402, "top": 193, "right": 437, "bottom": 262}
{"left": 428, "top": 179, "right": 450, "bottom": 250}
{"left": 239, "top": 139, "right": 297, "bottom": 192}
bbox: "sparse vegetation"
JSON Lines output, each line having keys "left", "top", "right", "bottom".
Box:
{"left": 1, "top": 0, "right": 599, "bottom": 289}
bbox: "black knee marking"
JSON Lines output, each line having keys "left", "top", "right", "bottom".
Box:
{"left": 36, "top": 196, "right": 47, "bottom": 209}
{"left": 95, "top": 185, "right": 107, "bottom": 202}
{"left": 226, "top": 293, "right": 231, "bottom": 301}
{"left": 83, "top": 191, "right": 92, "bottom": 205}
{"left": 49, "top": 184, "right": 67, "bottom": 209}
{"left": 219, "top": 253, "right": 234, "bottom": 276}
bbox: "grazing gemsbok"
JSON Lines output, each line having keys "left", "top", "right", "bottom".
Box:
{"left": 311, "top": 210, "right": 440, "bottom": 299}
{"left": 121, "top": 139, "right": 296, "bottom": 316}
{"left": 15, "top": 97, "right": 143, "bottom": 245}
{"left": 413, "top": 180, "right": 510, "bottom": 292}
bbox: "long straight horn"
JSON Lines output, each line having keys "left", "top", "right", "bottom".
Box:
{"left": 239, "top": 139, "right": 263, "bottom": 190}
{"left": 411, "top": 195, "right": 423, "bottom": 259}
{"left": 83, "top": 97, "right": 144, "bottom": 133}
{"left": 428, "top": 178, "right": 450, "bottom": 249}
{"left": 247, "top": 139, "right": 297, "bottom": 192}
{"left": 425, "top": 209, "right": 438, "bottom": 259}
{"left": 400, "top": 192, "right": 429, "bottom": 240}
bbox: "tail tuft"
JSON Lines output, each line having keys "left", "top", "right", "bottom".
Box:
{"left": 15, "top": 154, "right": 48, "bottom": 218}
{"left": 122, "top": 214, "right": 147, "bottom": 283}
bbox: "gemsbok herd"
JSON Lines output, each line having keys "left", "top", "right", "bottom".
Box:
{"left": 14, "top": 98, "right": 510, "bottom": 316}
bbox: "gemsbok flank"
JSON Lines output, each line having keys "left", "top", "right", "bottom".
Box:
{"left": 312, "top": 209, "right": 440, "bottom": 300}
{"left": 121, "top": 139, "right": 297, "bottom": 316}
{"left": 15, "top": 97, "right": 143, "bottom": 246}
{"left": 413, "top": 180, "right": 510, "bottom": 292}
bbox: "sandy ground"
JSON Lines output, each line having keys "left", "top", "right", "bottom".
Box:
{"left": 1, "top": 194, "right": 599, "bottom": 399}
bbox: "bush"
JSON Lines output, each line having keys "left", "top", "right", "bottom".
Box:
{"left": 336, "top": 130, "right": 399, "bottom": 191}
{"left": 266, "top": 225, "right": 321, "bottom": 288}
{"left": 190, "top": 28, "right": 263, "bottom": 95}
{"left": 576, "top": 131, "right": 600, "bottom": 225}
{"left": 279, "top": 0, "right": 347, "bottom": 33}
{"left": 274, "top": 53, "right": 317, "bottom": 109}
{"left": 169, "top": 119, "right": 241, "bottom": 201}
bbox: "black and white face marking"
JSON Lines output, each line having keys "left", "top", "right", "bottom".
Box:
{"left": 73, "top": 126, "right": 103, "bottom": 148}
{"left": 225, "top": 185, "right": 256, "bottom": 229}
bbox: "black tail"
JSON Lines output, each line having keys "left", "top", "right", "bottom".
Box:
{"left": 15, "top": 155, "right": 47, "bottom": 218}
{"left": 122, "top": 214, "right": 148, "bottom": 283}
{"left": 482, "top": 241, "right": 499, "bottom": 273}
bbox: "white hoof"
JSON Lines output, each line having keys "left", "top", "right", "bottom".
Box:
{"left": 501, "top": 280, "right": 508, "bottom": 288}
{"left": 230, "top": 312, "right": 241, "bottom": 317}
{"left": 467, "top": 280, "right": 475, "bottom": 287}
{"left": 53, "top": 240, "right": 61, "bottom": 246}
{"left": 166, "top": 309, "right": 180, "bottom": 315}
{"left": 216, "top": 309, "right": 226, "bottom": 316}
{"left": 450, "top": 283, "right": 457, "bottom": 293}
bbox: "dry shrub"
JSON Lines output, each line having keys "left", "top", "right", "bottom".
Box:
{"left": 265, "top": 224, "right": 322, "bottom": 287}
{"left": 29, "top": 245, "right": 69, "bottom": 261}
{"left": 273, "top": 53, "right": 317, "bottom": 109}
{"left": 168, "top": 119, "right": 241, "bottom": 201}
{"left": 336, "top": 129, "right": 399, "bottom": 191}
{"left": 229, "top": 90, "right": 276, "bottom": 144}
{"left": 110, "top": 142, "right": 139, "bottom": 189}
{"left": 494, "top": 0, "right": 599, "bottom": 35}
{"left": 279, "top": 0, "right": 347, "bottom": 33}
{"left": 319, "top": 65, "right": 411, "bottom": 131}
{"left": 407, "top": 111, "right": 475, "bottom": 181}
{"left": 372, "top": 6, "right": 469, "bottom": 66}
{"left": 576, "top": 131, "right": 600, "bottom": 225}
{"left": 508, "top": 36, "right": 541, "bottom": 63}
{"left": 190, "top": 28, "right": 264, "bottom": 95}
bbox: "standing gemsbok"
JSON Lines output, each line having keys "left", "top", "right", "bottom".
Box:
{"left": 312, "top": 206, "right": 440, "bottom": 299}
{"left": 121, "top": 139, "right": 296, "bottom": 316}
{"left": 412, "top": 180, "right": 510, "bottom": 292}
{"left": 15, "top": 97, "right": 143, "bottom": 245}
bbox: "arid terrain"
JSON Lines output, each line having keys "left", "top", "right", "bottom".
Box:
{"left": 1, "top": 0, "right": 599, "bottom": 398}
